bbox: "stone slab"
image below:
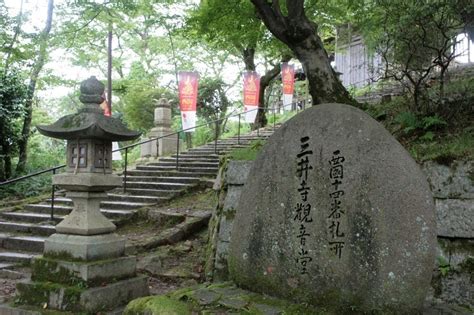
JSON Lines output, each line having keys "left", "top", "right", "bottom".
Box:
{"left": 435, "top": 199, "right": 474, "bottom": 238}
{"left": 422, "top": 161, "right": 474, "bottom": 199}
{"left": 32, "top": 256, "right": 137, "bottom": 283}
{"left": 223, "top": 186, "right": 244, "bottom": 213}
{"left": 44, "top": 233, "right": 125, "bottom": 260}
{"left": 16, "top": 276, "right": 148, "bottom": 313}
{"left": 80, "top": 276, "right": 149, "bottom": 312}
{"left": 226, "top": 161, "right": 253, "bottom": 185}
{"left": 53, "top": 173, "right": 122, "bottom": 192}
{"left": 229, "top": 104, "right": 437, "bottom": 313}
{"left": 55, "top": 191, "right": 116, "bottom": 235}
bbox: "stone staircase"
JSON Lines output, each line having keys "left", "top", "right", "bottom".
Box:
{"left": 0, "top": 127, "right": 276, "bottom": 269}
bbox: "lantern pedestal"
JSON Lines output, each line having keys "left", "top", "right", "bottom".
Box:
{"left": 53, "top": 173, "right": 122, "bottom": 236}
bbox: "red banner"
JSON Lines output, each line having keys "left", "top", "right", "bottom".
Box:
{"left": 178, "top": 71, "right": 199, "bottom": 131}
{"left": 178, "top": 71, "right": 199, "bottom": 112}
{"left": 243, "top": 71, "right": 260, "bottom": 107}
{"left": 281, "top": 63, "right": 295, "bottom": 95}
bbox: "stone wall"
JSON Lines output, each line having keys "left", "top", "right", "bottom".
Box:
{"left": 205, "top": 160, "right": 253, "bottom": 281}
{"left": 208, "top": 159, "right": 473, "bottom": 308}
{"left": 422, "top": 161, "right": 473, "bottom": 308}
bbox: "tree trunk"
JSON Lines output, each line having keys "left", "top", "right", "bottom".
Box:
{"left": 15, "top": 0, "right": 54, "bottom": 175}
{"left": 254, "top": 59, "right": 289, "bottom": 129}
{"left": 0, "top": 141, "right": 12, "bottom": 180}
{"left": 242, "top": 47, "right": 256, "bottom": 71}
{"left": 3, "top": 0, "right": 24, "bottom": 73}
{"left": 107, "top": 21, "right": 113, "bottom": 112}
{"left": 250, "top": 0, "right": 355, "bottom": 105}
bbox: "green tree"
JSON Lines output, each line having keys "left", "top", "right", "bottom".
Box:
{"left": 196, "top": 77, "right": 231, "bottom": 138}
{"left": 15, "top": 0, "right": 55, "bottom": 174}
{"left": 0, "top": 68, "right": 28, "bottom": 180}
{"left": 354, "top": 0, "right": 473, "bottom": 114}
{"left": 250, "top": 0, "right": 354, "bottom": 105}
{"left": 186, "top": 0, "right": 291, "bottom": 127}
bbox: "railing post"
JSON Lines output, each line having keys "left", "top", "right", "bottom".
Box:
{"left": 273, "top": 107, "right": 276, "bottom": 131}
{"left": 238, "top": 114, "right": 241, "bottom": 145}
{"left": 156, "top": 137, "right": 159, "bottom": 159}
{"left": 214, "top": 120, "right": 218, "bottom": 154}
{"left": 50, "top": 168, "right": 56, "bottom": 220}
{"left": 257, "top": 117, "right": 260, "bottom": 137}
{"left": 123, "top": 147, "right": 128, "bottom": 193}
{"left": 176, "top": 132, "right": 180, "bottom": 170}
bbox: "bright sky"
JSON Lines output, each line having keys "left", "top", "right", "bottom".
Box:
{"left": 3, "top": 0, "right": 248, "bottom": 105}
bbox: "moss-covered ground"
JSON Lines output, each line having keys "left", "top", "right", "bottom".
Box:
{"left": 124, "top": 282, "right": 326, "bottom": 315}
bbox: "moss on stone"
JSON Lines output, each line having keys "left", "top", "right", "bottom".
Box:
{"left": 15, "top": 281, "right": 84, "bottom": 312}
{"left": 31, "top": 257, "right": 87, "bottom": 288}
{"left": 43, "top": 251, "right": 86, "bottom": 262}
{"left": 227, "top": 140, "right": 265, "bottom": 161}
{"left": 223, "top": 208, "right": 236, "bottom": 220}
{"left": 124, "top": 295, "right": 192, "bottom": 315}
{"left": 459, "top": 257, "right": 474, "bottom": 275}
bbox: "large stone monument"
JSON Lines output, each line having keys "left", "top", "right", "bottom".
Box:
{"left": 140, "top": 98, "right": 177, "bottom": 161}
{"left": 15, "top": 77, "right": 148, "bottom": 313}
{"left": 229, "top": 104, "right": 437, "bottom": 314}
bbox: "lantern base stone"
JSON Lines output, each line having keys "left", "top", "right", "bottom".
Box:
{"left": 44, "top": 233, "right": 125, "bottom": 261}
{"left": 16, "top": 275, "right": 148, "bottom": 313}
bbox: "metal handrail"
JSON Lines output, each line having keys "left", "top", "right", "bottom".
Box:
{"left": 0, "top": 101, "right": 303, "bottom": 218}
{"left": 0, "top": 164, "right": 65, "bottom": 186}
{"left": 0, "top": 106, "right": 268, "bottom": 187}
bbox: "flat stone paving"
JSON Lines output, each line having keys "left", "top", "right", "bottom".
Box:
{"left": 123, "top": 282, "right": 473, "bottom": 315}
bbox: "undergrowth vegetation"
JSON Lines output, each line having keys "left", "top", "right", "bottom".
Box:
{"left": 363, "top": 77, "right": 474, "bottom": 164}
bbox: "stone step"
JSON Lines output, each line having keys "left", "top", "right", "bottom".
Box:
{"left": 0, "top": 250, "right": 38, "bottom": 263}
{"left": 106, "top": 193, "right": 170, "bottom": 203}
{"left": 176, "top": 150, "right": 227, "bottom": 156}
{"left": 45, "top": 198, "right": 153, "bottom": 210}
{"left": 124, "top": 181, "right": 194, "bottom": 191}
{"left": 127, "top": 169, "right": 213, "bottom": 178}
{"left": 0, "top": 262, "right": 16, "bottom": 270}
{"left": 169, "top": 155, "right": 219, "bottom": 161}
{"left": 147, "top": 161, "right": 219, "bottom": 168}
{"left": 1, "top": 208, "right": 132, "bottom": 223}
{"left": 124, "top": 176, "right": 201, "bottom": 184}
{"left": 1, "top": 234, "right": 46, "bottom": 253}
{"left": 1, "top": 212, "right": 64, "bottom": 224}
{"left": 119, "top": 188, "right": 179, "bottom": 198}
{"left": 136, "top": 165, "right": 218, "bottom": 174}
{"left": 159, "top": 156, "right": 220, "bottom": 163}
{"left": 0, "top": 221, "right": 55, "bottom": 236}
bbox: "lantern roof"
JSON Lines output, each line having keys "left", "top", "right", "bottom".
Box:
{"left": 37, "top": 76, "right": 141, "bottom": 141}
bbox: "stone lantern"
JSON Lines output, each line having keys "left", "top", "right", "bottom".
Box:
{"left": 15, "top": 77, "right": 148, "bottom": 313}
{"left": 139, "top": 98, "right": 177, "bottom": 162}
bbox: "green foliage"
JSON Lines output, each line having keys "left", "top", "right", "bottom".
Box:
{"left": 267, "top": 110, "right": 297, "bottom": 125}
{"left": 394, "top": 112, "right": 420, "bottom": 134}
{"left": 221, "top": 120, "right": 251, "bottom": 139}
{"left": 196, "top": 77, "right": 231, "bottom": 137}
{"left": 394, "top": 112, "right": 447, "bottom": 135}
{"left": 124, "top": 295, "right": 192, "bottom": 315}
{"left": 227, "top": 140, "right": 266, "bottom": 161}
{"left": 355, "top": 0, "right": 471, "bottom": 112}
{"left": 0, "top": 67, "right": 29, "bottom": 180}
{"left": 0, "top": 173, "right": 53, "bottom": 201}
{"left": 366, "top": 95, "right": 472, "bottom": 163}
{"left": 120, "top": 80, "right": 177, "bottom": 133}
{"left": 421, "top": 115, "right": 447, "bottom": 131}
{"left": 436, "top": 256, "right": 451, "bottom": 277}
{"left": 408, "top": 128, "right": 474, "bottom": 164}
